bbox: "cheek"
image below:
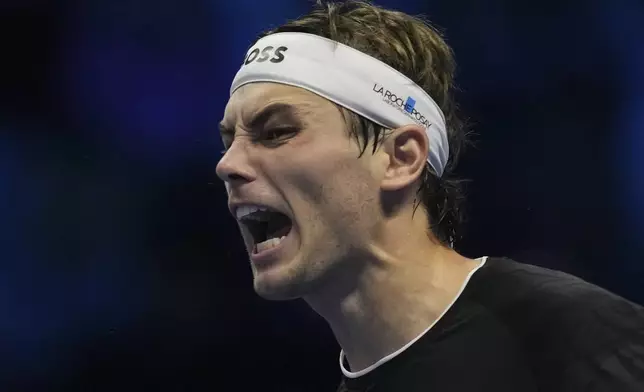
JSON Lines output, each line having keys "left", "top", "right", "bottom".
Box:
{"left": 285, "top": 153, "right": 363, "bottom": 203}
{"left": 272, "top": 132, "right": 378, "bottom": 231}
{"left": 284, "top": 157, "right": 379, "bottom": 232}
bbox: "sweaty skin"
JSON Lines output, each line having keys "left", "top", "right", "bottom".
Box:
{"left": 217, "top": 82, "right": 481, "bottom": 372}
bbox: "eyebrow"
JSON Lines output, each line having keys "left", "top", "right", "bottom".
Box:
{"left": 218, "top": 102, "right": 301, "bottom": 137}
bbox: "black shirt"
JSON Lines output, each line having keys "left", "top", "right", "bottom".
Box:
{"left": 338, "top": 257, "right": 644, "bottom": 392}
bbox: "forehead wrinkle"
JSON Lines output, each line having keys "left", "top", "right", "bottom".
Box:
{"left": 239, "top": 103, "right": 320, "bottom": 136}
{"left": 245, "top": 98, "right": 317, "bottom": 122}
{"left": 222, "top": 86, "right": 339, "bottom": 134}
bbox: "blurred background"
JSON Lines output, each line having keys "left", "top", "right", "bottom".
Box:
{"left": 1, "top": 0, "right": 643, "bottom": 390}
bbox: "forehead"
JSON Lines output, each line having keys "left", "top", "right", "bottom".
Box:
{"left": 222, "top": 83, "right": 334, "bottom": 126}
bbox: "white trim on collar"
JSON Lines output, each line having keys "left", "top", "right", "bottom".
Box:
{"left": 340, "top": 256, "right": 489, "bottom": 378}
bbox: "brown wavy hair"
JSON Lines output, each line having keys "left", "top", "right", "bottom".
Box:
{"left": 258, "top": 1, "right": 471, "bottom": 248}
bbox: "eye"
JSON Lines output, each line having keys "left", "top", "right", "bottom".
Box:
{"left": 220, "top": 135, "right": 233, "bottom": 154}
{"left": 260, "top": 127, "right": 297, "bottom": 143}
{"left": 219, "top": 140, "right": 231, "bottom": 154}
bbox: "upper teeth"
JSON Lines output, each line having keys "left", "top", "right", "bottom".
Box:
{"left": 236, "top": 205, "right": 268, "bottom": 220}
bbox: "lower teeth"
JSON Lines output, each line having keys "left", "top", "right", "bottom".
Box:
{"left": 255, "top": 236, "right": 286, "bottom": 254}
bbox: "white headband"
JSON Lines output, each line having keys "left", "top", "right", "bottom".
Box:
{"left": 230, "top": 32, "right": 449, "bottom": 176}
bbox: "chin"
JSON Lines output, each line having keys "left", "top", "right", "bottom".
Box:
{"left": 251, "top": 260, "right": 314, "bottom": 301}
{"left": 253, "top": 277, "right": 303, "bottom": 301}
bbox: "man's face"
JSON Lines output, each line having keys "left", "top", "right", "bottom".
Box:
{"left": 217, "top": 83, "right": 383, "bottom": 300}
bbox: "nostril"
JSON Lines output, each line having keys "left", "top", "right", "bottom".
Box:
{"left": 215, "top": 153, "right": 255, "bottom": 183}
{"left": 216, "top": 162, "right": 251, "bottom": 183}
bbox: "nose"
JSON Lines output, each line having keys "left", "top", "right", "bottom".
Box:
{"left": 216, "top": 141, "right": 255, "bottom": 185}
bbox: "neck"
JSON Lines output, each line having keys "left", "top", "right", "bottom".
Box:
{"left": 303, "top": 217, "right": 481, "bottom": 373}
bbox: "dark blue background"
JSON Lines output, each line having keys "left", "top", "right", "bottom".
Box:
{"left": 1, "top": 0, "right": 643, "bottom": 390}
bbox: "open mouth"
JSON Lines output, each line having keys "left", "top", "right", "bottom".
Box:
{"left": 238, "top": 207, "right": 293, "bottom": 255}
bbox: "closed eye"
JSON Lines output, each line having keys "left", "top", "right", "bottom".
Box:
{"left": 259, "top": 127, "right": 298, "bottom": 143}
{"left": 219, "top": 127, "right": 298, "bottom": 154}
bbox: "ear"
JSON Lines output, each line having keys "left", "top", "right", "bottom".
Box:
{"left": 380, "top": 125, "right": 428, "bottom": 192}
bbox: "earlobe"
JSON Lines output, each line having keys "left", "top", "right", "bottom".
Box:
{"left": 380, "top": 125, "right": 428, "bottom": 192}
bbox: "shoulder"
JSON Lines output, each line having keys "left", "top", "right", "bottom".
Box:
{"left": 472, "top": 257, "right": 644, "bottom": 319}
{"left": 470, "top": 257, "right": 644, "bottom": 337}
{"left": 469, "top": 257, "right": 644, "bottom": 390}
